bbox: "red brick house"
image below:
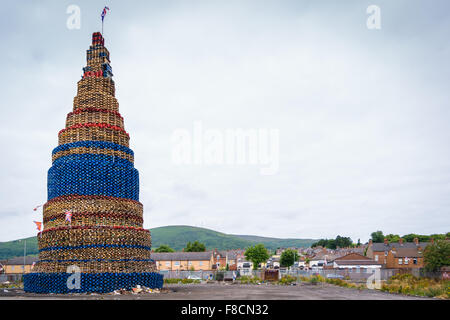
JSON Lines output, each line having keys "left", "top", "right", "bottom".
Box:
{"left": 367, "top": 238, "right": 430, "bottom": 269}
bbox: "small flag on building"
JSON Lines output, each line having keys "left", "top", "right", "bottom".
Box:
{"left": 33, "top": 221, "right": 42, "bottom": 231}
{"left": 101, "top": 6, "right": 110, "bottom": 35}
{"left": 33, "top": 205, "right": 43, "bottom": 211}
{"left": 101, "top": 6, "right": 110, "bottom": 21}
{"left": 65, "top": 210, "right": 72, "bottom": 223}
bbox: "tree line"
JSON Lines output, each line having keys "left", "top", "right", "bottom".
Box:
{"left": 311, "top": 235, "right": 355, "bottom": 249}
{"left": 154, "top": 241, "right": 206, "bottom": 253}
{"left": 370, "top": 230, "right": 449, "bottom": 243}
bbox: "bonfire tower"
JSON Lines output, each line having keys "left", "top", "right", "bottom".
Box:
{"left": 24, "top": 32, "right": 163, "bottom": 293}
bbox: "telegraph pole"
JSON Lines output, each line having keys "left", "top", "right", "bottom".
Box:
{"left": 23, "top": 239, "right": 27, "bottom": 272}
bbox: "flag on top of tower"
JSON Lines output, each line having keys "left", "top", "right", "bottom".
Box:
{"left": 101, "top": 6, "right": 110, "bottom": 21}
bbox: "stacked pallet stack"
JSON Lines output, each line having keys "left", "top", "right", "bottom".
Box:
{"left": 24, "top": 32, "right": 163, "bottom": 294}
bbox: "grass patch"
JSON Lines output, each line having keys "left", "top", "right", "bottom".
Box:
{"left": 380, "top": 273, "right": 449, "bottom": 299}
{"left": 278, "top": 275, "right": 297, "bottom": 285}
{"left": 163, "top": 278, "right": 201, "bottom": 284}
{"left": 0, "top": 281, "right": 23, "bottom": 289}
{"left": 238, "top": 276, "right": 262, "bottom": 284}
{"left": 298, "top": 275, "right": 365, "bottom": 290}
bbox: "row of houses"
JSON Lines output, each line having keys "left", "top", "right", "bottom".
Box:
{"left": 0, "top": 250, "right": 246, "bottom": 274}
{"left": 0, "top": 256, "right": 37, "bottom": 274}
{"left": 150, "top": 250, "right": 244, "bottom": 271}
{"left": 303, "top": 237, "right": 436, "bottom": 272}
{"left": 366, "top": 238, "right": 429, "bottom": 268}
{"left": 0, "top": 238, "right": 444, "bottom": 275}
{"left": 149, "top": 237, "right": 434, "bottom": 273}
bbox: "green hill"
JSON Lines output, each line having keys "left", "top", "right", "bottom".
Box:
{"left": 230, "top": 234, "right": 316, "bottom": 250}
{"left": 151, "top": 226, "right": 252, "bottom": 251}
{"left": 0, "top": 237, "right": 39, "bottom": 260}
{"left": 0, "top": 225, "right": 316, "bottom": 260}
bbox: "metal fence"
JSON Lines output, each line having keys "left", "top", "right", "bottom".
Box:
{"left": 0, "top": 274, "right": 23, "bottom": 283}
{"left": 279, "top": 269, "right": 400, "bottom": 283}
{"left": 2, "top": 269, "right": 445, "bottom": 285}
{"left": 409, "top": 269, "right": 448, "bottom": 280}
{"left": 160, "top": 270, "right": 245, "bottom": 281}
{"left": 158, "top": 269, "right": 405, "bottom": 283}
{"left": 159, "top": 270, "right": 216, "bottom": 280}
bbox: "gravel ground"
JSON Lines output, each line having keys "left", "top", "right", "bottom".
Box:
{"left": 0, "top": 282, "right": 433, "bottom": 300}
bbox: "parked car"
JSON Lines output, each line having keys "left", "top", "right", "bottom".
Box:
{"left": 187, "top": 274, "right": 202, "bottom": 280}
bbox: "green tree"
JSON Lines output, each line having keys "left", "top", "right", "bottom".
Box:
{"left": 245, "top": 244, "right": 270, "bottom": 270}
{"left": 423, "top": 240, "right": 450, "bottom": 272}
{"left": 311, "top": 239, "right": 326, "bottom": 248}
{"left": 327, "top": 239, "right": 337, "bottom": 249}
{"left": 312, "top": 236, "right": 352, "bottom": 249}
{"left": 280, "top": 249, "right": 297, "bottom": 269}
{"left": 335, "top": 235, "right": 352, "bottom": 248}
{"left": 430, "top": 234, "right": 446, "bottom": 241}
{"left": 312, "top": 239, "right": 334, "bottom": 248}
{"left": 371, "top": 231, "right": 384, "bottom": 243}
{"left": 154, "top": 244, "right": 175, "bottom": 253}
{"left": 184, "top": 241, "right": 206, "bottom": 252}
{"left": 385, "top": 234, "right": 401, "bottom": 242}
{"left": 402, "top": 233, "right": 430, "bottom": 242}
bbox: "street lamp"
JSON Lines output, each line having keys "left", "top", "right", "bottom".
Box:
{"left": 24, "top": 239, "right": 26, "bottom": 270}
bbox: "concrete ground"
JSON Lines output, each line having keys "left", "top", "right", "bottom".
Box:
{"left": 0, "top": 282, "right": 432, "bottom": 300}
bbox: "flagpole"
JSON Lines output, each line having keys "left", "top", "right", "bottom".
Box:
{"left": 23, "top": 239, "right": 26, "bottom": 273}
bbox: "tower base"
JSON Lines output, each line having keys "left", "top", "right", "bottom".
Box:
{"left": 23, "top": 272, "right": 164, "bottom": 294}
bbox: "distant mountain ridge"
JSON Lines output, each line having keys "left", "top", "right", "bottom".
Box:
{"left": 0, "top": 225, "right": 317, "bottom": 260}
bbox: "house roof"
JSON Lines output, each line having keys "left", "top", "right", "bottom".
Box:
{"left": 310, "top": 253, "right": 342, "bottom": 262}
{"left": 334, "top": 260, "right": 383, "bottom": 266}
{"left": 392, "top": 248, "right": 424, "bottom": 258}
{"left": 334, "top": 252, "right": 370, "bottom": 261}
{"left": 0, "top": 256, "right": 38, "bottom": 265}
{"left": 214, "top": 250, "right": 238, "bottom": 260}
{"left": 226, "top": 252, "right": 238, "bottom": 259}
{"left": 311, "top": 249, "right": 360, "bottom": 262}
{"left": 347, "top": 247, "right": 365, "bottom": 255}
{"left": 371, "top": 242, "right": 430, "bottom": 252}
{"left": 150, "top": 251, "right": 213, "bottom": 261}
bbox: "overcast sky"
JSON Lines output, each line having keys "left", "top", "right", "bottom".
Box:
{"left": 0, "top": 0, "right": 449, "bottom": 243}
